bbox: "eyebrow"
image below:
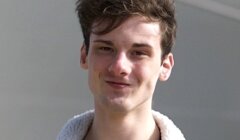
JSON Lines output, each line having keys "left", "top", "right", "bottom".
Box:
{"left": 132, "top": 43, "right": 153, "bottom": 48}
{"left": 93, "top": 39, "right": 153, "bottom": 48}
{"left": 93, "top": 39, "right": 113, "bottom": 46}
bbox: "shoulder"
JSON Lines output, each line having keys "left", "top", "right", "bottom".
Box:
{"left": 57, "top": 110, "right": 94, "bottom": 140}
{"left": 152, "top": 110, "right": 186, "bottom": 140}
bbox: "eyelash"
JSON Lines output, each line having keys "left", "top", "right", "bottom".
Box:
{"left": 131, "top": 51, "right": 146, "bottom": 56}
{"left": 98, "top": 46, "right": 113, "bottom": 52}
{"left": 96, "top": 46, "right": 149, "bottom": 58}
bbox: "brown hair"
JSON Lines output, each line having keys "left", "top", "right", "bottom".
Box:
{"left": 76, "top": 0, "right": 177, "bottom": 58}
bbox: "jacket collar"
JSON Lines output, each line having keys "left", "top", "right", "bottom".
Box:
{"left": 58, "top": 110, "right": 185, "bottom": 140}
{"left": 152, "top": 110, "right": 185, "bottom": 140}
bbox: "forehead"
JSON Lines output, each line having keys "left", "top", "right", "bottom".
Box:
{"left": 90, "top": 16, "right": 162, "bottom": 43}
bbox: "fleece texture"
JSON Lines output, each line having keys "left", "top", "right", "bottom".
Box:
{"left": 57, "top": 110, "right": 185, "bottom": 140}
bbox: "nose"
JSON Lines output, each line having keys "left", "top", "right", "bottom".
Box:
{"left": 108, "top": 52, "right": 131, "bottom": 76}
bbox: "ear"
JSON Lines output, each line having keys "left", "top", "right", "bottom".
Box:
{"left": 80, "top": 44, "right": 88, "bottom": 69}
{"left": 159, "top": 53, "right": 174, "bottom": 81}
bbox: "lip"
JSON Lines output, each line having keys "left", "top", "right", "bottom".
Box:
{"left": 105, "top": 80, "right": 130, "bottom": 89}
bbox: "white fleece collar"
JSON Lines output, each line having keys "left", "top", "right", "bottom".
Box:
{"left": 152, "top": 110, "right": 185, "bottom": 140}
{"left": 57, "top": 110, "right": 185, "bottom": 140}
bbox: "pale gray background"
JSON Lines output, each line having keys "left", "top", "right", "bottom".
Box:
{"left": 0, "top": 0, "right": 239, "bottom": 140}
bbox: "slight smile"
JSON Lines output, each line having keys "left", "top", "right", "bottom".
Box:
{"left": 105, "top": 80, "right": 131, "bottom": 89}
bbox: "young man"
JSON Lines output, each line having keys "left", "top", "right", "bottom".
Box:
{"left": 57, "top": 0, "right": 185, "bottom": 140}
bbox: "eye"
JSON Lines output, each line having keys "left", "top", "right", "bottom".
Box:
{"left": 98, "top": 46, "right": 114, "bottom": 53}
{"left": 131, "top": 50, "right": 147, "bottom": 56}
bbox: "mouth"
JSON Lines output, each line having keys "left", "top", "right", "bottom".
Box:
{"left": 105, "top": 80, "right": 130, "bottom": 89}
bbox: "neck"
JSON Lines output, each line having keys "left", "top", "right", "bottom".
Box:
{"left": 85, "top": 107, "right": 160, "bottom": 140}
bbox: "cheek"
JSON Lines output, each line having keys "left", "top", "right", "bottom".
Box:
{"left": 88, "top": 56, "right": 102, "bottom": 74}
{"left": 134, "top": 63, "right": 160, "bottom": 87}
{"left": 87, "top": 56, "right": 100, "bottom": 89}
{"left": 87, "top": 56, "right": 109, "bottom": 86}
{"left": 88, "top": 68, "right": 96, "bottom": 88}
{"left": 136, "top": 61, "right": 160, "bottom": 76}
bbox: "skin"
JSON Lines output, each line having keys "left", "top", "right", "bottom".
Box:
{"left": 81, "top": 16, "right": 174, "bottom": 140}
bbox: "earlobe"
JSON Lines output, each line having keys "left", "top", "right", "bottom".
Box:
{"left": 159, "top": 53, "right": 174, "bottom": 81}
{"left": 80, "top": 44, "right": 88, "bottom": 69}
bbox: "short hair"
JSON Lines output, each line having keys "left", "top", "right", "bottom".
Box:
{"left": 76, "top": 0, "right": 177, "bottom": 58}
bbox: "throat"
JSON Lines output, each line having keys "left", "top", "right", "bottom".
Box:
{"left": 84, "top": 116, "right": 161, "bottom": 140}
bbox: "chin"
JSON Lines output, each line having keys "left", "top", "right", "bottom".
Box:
{"left": 102, "top": 97, "right": 133, "bottom": 112}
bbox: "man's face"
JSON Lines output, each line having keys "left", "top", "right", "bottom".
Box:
{"left": 81, "top": 16, "right": 174, "bottom": 113}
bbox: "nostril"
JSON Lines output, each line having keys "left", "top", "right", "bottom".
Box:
{"left": 107, "top": 53, "right": 131, "bottom": 76}
{"left": 108, "top": 61, "right": 128, "bottom": 76}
